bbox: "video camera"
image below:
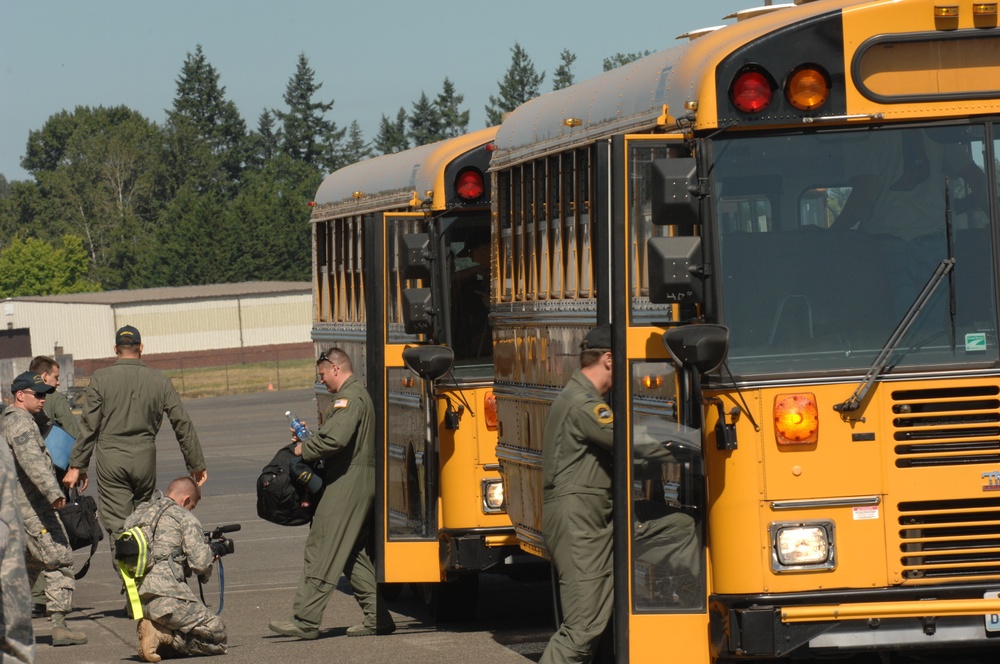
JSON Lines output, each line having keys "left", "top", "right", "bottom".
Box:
{"left": 204, "top": 524, "right": 240, "bottom": 558}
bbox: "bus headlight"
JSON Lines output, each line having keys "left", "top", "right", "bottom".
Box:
{"left": 770, "top": 521, "right": 836, "bottom": 572}
{"left": 482, "top": 479, "right": 505, "bottom": 514}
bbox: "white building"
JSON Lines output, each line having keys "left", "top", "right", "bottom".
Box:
{"left": 2, "top": 281, "right": 312, "bottom": 362}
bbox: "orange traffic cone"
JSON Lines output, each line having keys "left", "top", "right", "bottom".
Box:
{"left": 267, "top": 382, "right": 274, "bottom": 391}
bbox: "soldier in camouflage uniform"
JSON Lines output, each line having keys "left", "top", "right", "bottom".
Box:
{"left": 126, "top": 476, "right": 227, "bottom": 662}
{"left": 269, "top": 348, "right": 395, "bottom": 640}
{"left": 2, "top": 372, "right": 87, "bottom": 647}
{"left": 62, "top": 325, "right": 207, "bottom": 547}
{"left": 1, "top": 429, "right": 35, "bottom": 664}
{"left": 28, "top": 356, "right": 81, "bottom": 616}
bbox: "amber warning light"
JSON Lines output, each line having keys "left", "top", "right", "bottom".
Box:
{"left": 774, "top": 393, "right": 819, "bottom": 446}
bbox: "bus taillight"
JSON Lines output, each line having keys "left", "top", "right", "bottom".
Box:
{"left": 729, "top": 67, "right": 774, "bottom": 114}
{"left": 786, "top": 65, "right": 830, "bottom": 111}
{"left": 484, "top": 391, "right": 498, "bottom": 430}
{"left": 774, "top": 393, "right": 819, "bottom": 445}
{"left": 455, "top": 168, "right": 485, "bottom": 201}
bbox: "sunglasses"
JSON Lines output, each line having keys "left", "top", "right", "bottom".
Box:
{"left": 317, "top": 352, "right": 340, "bottom": 369}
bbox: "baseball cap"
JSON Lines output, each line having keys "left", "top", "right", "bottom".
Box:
{"left": 116, "top": 325, "right": 142, "bottom": 346}
{"left": 582, "top": 324, "right": 612, "bottom": 350}
{"left": 11, "top": 371, "right": 56, "bottom": 396}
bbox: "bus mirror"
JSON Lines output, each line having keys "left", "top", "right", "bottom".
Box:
{"left": 403, "top": 345, "right": 454, "bottom": 381}
{"left": 650, "top": 158, "right": 699, "bottom": 226}
{"left": 401, "top": 287, "right": 434, "bottom": 335}
{"left": 401, "top": 233, "right": 431, "bottom": 280}
{"left": 647, "top": 236, "right": 704, "bottom": 305}
{"left": 662, "top": 324, "right": 729, "bottom": 375}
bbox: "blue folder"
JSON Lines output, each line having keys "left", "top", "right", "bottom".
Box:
{"left": 44, "top": 424, "right": 75, "bottom": 470}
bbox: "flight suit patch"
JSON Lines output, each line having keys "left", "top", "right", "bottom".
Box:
{"left": 334, "top": 399, "right": 349, "bottom": 408}
{"left": 593, "top": 404, "right": 613, "bottom": 424}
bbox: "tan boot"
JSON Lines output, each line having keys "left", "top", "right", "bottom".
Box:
{"left": 137, "top": 618, "right": 172, "bottom": 662}
{"left": 50, "top": 612, "right": 87, "bottom": 646}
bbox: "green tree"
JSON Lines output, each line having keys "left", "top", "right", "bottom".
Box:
{"left": 22, "top": 106, "right": 162, "bottom": 290}
{"left": 0, "top": 235, "right": 101, "bottom": 297}
{"left": 485, "top": 43, "right": 545, "bottom": 126}
{"left": 436, "top": 78, "right": 469, "bottom": 138}
{"left": 342, "top": 120, "right": 372, "bottom": 165}
{"left": 273, "top": 53, "right": 345, "bottom": 172}
{"left": 374, "top": 107, "right": 409, "bottom": 155}
{"left": 603, "top": 50, "right": 654, "bottom": 71}
{"left": 164, "top": 45, "right": 247, "bottom": 194}
{"left": 247, "top": 109, "right": 280, "bottom": 171}
{"left": 552, "top": 49, "right": 577, "bottom": 91}
{"left": 408, "top": 92, "right": 443, "bottom": 147}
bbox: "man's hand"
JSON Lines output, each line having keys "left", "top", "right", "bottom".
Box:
{"left": 293, "top": 443, "right": 303, "bottom": 456}
{"left": 192, "top": 469, "right": 208, "bottom": 486}
{"left": 51, "top": 497, "right": 66, "bottom": 510}
{"left": 62, "top": 467, "right": 88, "bottom": 492}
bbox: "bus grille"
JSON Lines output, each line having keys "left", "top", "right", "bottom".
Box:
{"left": 897, "top": 497, "right": 1000, "bottom": 580}
{"left": 892, "top": 385, "right": 1000, "bottom": 468}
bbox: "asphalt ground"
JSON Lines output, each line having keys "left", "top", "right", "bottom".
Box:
{"left": 33, "top": 388, "right": 554, "bottom": 664}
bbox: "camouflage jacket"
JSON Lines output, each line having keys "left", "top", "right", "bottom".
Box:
{"left": 2, "top": 406, "right": 63, "bottom": 521}
{"left": 124, "top": 494, "right": 214, "bottom": 602}
{"left": 1, "top": 436, "right": 34, "bottom": 664}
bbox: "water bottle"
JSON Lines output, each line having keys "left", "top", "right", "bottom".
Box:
{"left": 285, "top": 411, "right": 312, "bottom": 440}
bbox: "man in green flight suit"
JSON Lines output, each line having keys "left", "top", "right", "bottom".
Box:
{"left": 269, "top": 347, "right": 395, "bottom": 639}
{"left": 539, "top": 324, "right": 615, "bottom": 664}
{"left": 61, "top": 326, "right": 208, "bottom": 549}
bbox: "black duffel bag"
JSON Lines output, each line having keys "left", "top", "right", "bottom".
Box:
{"left": 58, "top": 488, "right": 104, "bottom": 579}
{"left": 256, "top": 442, "right": 322, "bottom": 527}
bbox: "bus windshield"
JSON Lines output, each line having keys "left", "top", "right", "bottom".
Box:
{"left": 713, "top": 124, "right": 997, "bottom": 378}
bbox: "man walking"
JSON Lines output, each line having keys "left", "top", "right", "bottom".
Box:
{"left": 2, "top": 372, "right": 87, "bottom": 647}
{"left": 29, "top": 356, "right": 81, "bottom": 440}
{"left": 62, "top": 325, "right": 207, "bottom": 544}
{"left": 269, "top": 348, "right": 395, "bottom": 639}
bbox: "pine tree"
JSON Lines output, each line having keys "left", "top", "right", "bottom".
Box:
{"left": 373, "top": 107, "right": 409, "bottom": 155}
{"left": 247, "top": 109, "right": 280, "bottom": 170}
{"left": 552, "top": 49, "right": 577, "bottom": 91}
{"left": 273, "top": 52, "right": 346, "bottom": 172}
{"left": 164, "top": 45, "right": 247, "bottom": 193}
{"left": 436, "top": 78, "right": 469, "bottom": 139}
{"left": 408, "top": 92, "right": 443, "bottom": 147}
{"left": 485, "top": 43, "right": 545, "bottom": 126}
{"left": 603, "top": 50, "right": 654, "bottom": 72}
{"left": 342, "top": 120, "right": 372, "bottom": 165}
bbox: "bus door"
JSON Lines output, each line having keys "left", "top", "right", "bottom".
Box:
{"left": 377, "top": 212, "right": 442, "bottom": 584}
{"left": 615, "top": 135, "right": 712, "bottom": 663}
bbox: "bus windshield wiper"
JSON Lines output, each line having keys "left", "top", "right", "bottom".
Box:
{"left": 833, "top": 257, "right": 954, "bottom": 418}
{"left": 835, "top": 179, "right": 958, "bottom": 419}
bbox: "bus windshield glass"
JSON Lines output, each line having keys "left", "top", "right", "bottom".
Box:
{"left": 713, "top": 124, "right": 997, "bottom": 378}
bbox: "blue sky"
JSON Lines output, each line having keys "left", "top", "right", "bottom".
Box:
{"left": 1, "top": 0, "right": 753, "bottom": 182}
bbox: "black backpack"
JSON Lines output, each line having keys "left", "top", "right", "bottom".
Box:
{"left": 256, "top": 443, "right": 321, "bottom": 526}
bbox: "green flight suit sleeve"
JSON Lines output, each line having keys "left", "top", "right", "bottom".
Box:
{"left": 301, "top": 396, "right": 363, "bottom": 464}
{"left": 44, "top": 390, "right": 81, "bottom": 440}
{"left": 70, "top": 378, "right": 104, "bottom": 470}
{"left": 571, "top": 397, "right": 615, "bottom": 455}
{"left": 162, "top": 380, "right": 205, "bottom": 473}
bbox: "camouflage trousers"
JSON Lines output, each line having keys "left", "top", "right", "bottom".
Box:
{"left": 144, "top": 596, "right": 228, "bottom": 656}
{"left": 23, "top": 510, "right": 74, "bottom": 615}
{"left": 2, "top": 520, "right": 35, "bottom": 664}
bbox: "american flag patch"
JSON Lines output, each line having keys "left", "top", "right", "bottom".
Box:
{"left": 334, "top": 399, "right": 349, "bottom": 408}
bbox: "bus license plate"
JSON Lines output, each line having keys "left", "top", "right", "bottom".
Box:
{"left": 987, "top": 591, "right": 1000, "bottom": 633}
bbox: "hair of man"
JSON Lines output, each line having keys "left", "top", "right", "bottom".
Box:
{"left": 29, "top": 355, "right": 58, "bottom": 374}
{"left": 166, "top": 476, "right": 202, "bottom": 503}
{"left": 318, "top": 347, "right": 352, "bottom": 372}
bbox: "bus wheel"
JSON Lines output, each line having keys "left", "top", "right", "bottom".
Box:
{"left": 420, "top": 575, "right": 479, "bottom": 623}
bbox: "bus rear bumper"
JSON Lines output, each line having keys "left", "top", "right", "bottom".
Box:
{"left": 713, "top": 586, "right": 1000, "bottom": 658}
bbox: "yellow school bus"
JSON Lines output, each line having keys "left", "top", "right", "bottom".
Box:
{"left": 310, "top": 126, "right": 521, "bottom": 620}
{"left": 492, "top": 0, "right": 1000, "bottom": 660}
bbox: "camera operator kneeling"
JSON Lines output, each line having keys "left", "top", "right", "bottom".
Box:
{"left": 123, "top": 476, "right": 228, "bottom": 662}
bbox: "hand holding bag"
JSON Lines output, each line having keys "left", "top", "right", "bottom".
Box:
{"left": 58, "top": 488, "right": 104, "bottom": 579}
